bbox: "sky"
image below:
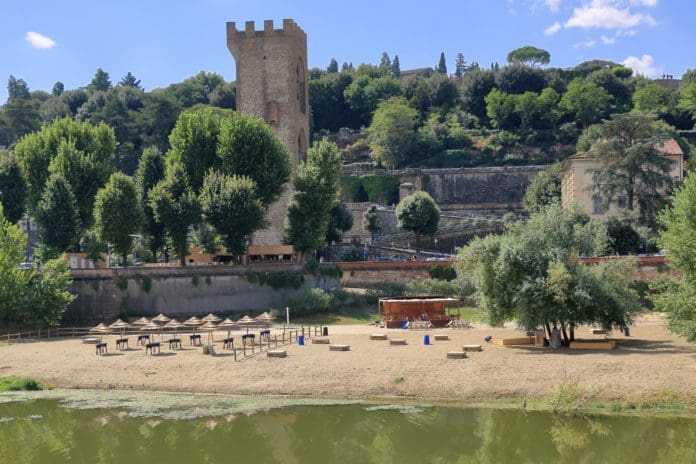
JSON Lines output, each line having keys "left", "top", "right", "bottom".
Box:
{"left": 1, "top": 0, "right": 694, "bottom": 102}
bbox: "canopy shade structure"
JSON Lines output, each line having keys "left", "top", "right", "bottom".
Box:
{"left": 199, "top": 321, "right": 218, "bottom": 346}
{"left": 201, "top": 313, "right": 222, "bottom": 323}
{"left": 379, "top": 297, "right": 459, "bottom": 329}
{"left": 184, "top": 317, "right": 203, "bottom": 334}
{"left": 109, "top": 319, "right": 131, "bottom": 337}
{"left": 164, "top": 319, "right": 183, "bottom": 336}
{"left": 132, "top": 317, "right": 151, "bottom": 326}
{"left": 90, "top": 323, "right": 111, "bottom": 341}
{"left": 255, "top": 312, "right": 276, "bottom": 322}
{"left": 152, "top": 313, "right": 171, "bottom": 324}
{"left": 236, "top": 315, "right": 256, "bottom": 334}
{"left": 217, "top": 318, "right": 235, "bottom": 338}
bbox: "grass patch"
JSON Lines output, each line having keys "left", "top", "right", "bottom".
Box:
{"left": 447, "top": 306, "right": 488, "bottom": 323}
{"left": 0, "top": 376, "right": 43, "bottom": 392}
{"left": 293, "top": 308, "right": 380, "bottom": 326}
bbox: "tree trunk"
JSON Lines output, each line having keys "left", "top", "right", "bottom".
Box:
{"left": 569, "top": 325, "right": 575, "bottom": 342}
{"left": 544, "top": 322, "right": 553, "bottom": 341}
{"left": 414, "top": 233, "right": 420, "bottom": 259}
{"left": 121, "top": 253, "right": 128, "bottom": 268}
{"left": 179, "top": 246, "right": 186, "bottom": 267}
{"left": 560, "top": 322, "right": 569, "bottom": 346}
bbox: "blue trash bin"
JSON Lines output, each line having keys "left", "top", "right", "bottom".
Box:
{"left": 424, "top": 335, "right": 430, "bottom": 345}
{"left": 298, "top": 335, "right": 305, "bottom": 346}
{"left": 400, "top": 320, "right": 408, "bottom": 329}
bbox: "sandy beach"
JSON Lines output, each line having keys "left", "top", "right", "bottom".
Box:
{"left": 2, "top": 314, "right": 695, "bottom": 402}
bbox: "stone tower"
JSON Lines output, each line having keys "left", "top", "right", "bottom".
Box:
{"left": 226, "top": 19, "right": 310, "bottom": 247}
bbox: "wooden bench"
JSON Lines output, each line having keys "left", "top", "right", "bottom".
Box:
{"left": 433, "top": 335, "right": 449, "bottom": 341}
{"left": 447, "top": 351, "right": 468, "bottom": 359}
{"left": 329, "top": 344, "right": 350, "bottom": 351}
{"left": 312, "top": 338, "right": 330, "bottom": 344}
{"left": 570, "top": 340, "right": 617, "bottom": 350}
{"left": 389, "top": 339, "right": 407, "bottom": 346}
{"left": 137, "top": 334, "right": 150, "bottom": 346}
{"left": 95, "top": 342, "right": 107, "bottom": 355}
{"left": 189, "top": 334, "right": 202, "bottom": 346}
{"left": 145, "top": 342, "right": 161, "bottom": 355}
{"left": 462, "top": 344, "right": 482, "bottom": 352}
{"left": 115, "top": 338, "right": 129, "bottom": 350}
{"left": 267, "top": 350, "right": 287, "bottom": 358}
{"left": 222, "top": 337, "right": 234, "bottom": 350}
{"left": 242, "top": 334, "right": 256, "bottom": 346}
{"left": 168, "top": 338, "right": 181, "bottom": 349}
{"left": 370, "top": 334, "right": 388, "bottom": 340}
{"left": 492, "top": 336, "right": 534, "bottom": 346}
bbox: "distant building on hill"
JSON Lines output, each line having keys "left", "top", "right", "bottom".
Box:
{"left": 560, "top": 139, "right": 683, "bottom": 218}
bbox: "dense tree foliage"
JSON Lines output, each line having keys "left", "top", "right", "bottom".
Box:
{"left": 0, "top": 151, "right": 27, "bottom": 223}
{"left": 367, "top": 97, "right": 418, "bottom": 168}
{"left": 363, "top": 205, "right": 382, "bottom": 242}
{"left": 286, "top": 139, "right": 342, "bottom": 253}
{"left": 135, "top": 146, "right": 166, "bottom": 259}
{"left": 507, "top": 46, "right": 551, "bottom": 67}
{"left": 458, "top": 204, "right": 639, "bottom": 344}
{"left": 522, "top": 164, "right": 562, "bottom": 213}
{"left": 396, "top": 191, "right": 440, "bottom": 255}
{"left": 34, "top": 175, "right": 80, "bottom": 258}
{"left": 94, "top": 172, "right": 143, "bottom": 266}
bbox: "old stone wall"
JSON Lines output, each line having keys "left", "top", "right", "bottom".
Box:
{"left": 65, "top": 265, "right": 333, "bottom": 325}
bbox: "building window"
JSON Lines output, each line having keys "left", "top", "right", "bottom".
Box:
{"left": 593, "top": 195, "right": 603, "bottom": 215}
{"left": 618, "top": 196, "right": 627, "bottom": 210}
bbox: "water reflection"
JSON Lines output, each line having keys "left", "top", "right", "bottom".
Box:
{"left": 0, "top": 398, "right": 695, "bottom": 463}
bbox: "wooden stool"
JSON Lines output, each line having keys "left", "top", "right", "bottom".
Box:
{"left": 447, "top": 351, "right": 468, "bottom": 359}
{"left": 370, "top": 334, "right": 388, "bottom": 340}
{"left": 462, "top": 345, "right": 482, "bottom": 352}
{"left": 389, "top": 339, "right": 407, "bottom": 346}
{"left": 329, "top": 344, "right": 350, "bottom": 351}
{"left": 267, "top": 350, "right": 287, "bottom": 358}
{"left": 433, "top": 335, "right": 449, "bottom": 341}
{"left": 312, "top": 338, "right": 330, "bottom": 344}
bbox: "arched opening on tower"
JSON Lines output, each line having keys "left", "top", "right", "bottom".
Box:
{"left": 296, "top": 58, "right": 306, "bottom": 114}
{"left": 298, "top": 129, "right": 307, "bottom": 163}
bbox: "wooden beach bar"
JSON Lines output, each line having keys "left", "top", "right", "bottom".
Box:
{"left": 379, "top": 297, "right": 459, "bottom": 329}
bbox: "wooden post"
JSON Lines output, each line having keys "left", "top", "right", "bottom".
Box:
{"left": 243, "top": 343, "right": 246, "bottom": 357}
{"left": 274, "top": 335, "right": 278, "bottom": 347}
{"left": 72, "top": 327, "right": 76, "bottom": 337}
{"left": 234, "top": 346, "right": 237, "bottom": 362}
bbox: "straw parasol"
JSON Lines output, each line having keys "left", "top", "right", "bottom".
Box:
{"left": 199, "top": 321, "right": 218, "bottom": 346}
{"left": 217, "top": 318, "right": 236, "bottom": 339}
{"left": 255, "top": 312, "right": 276, "bottom": 326}
{"left": 201, "top": 313, "right": 221, "bottom": 323}
{"left": 184, "top": 316, "right": 203, "bottom": 335}
{"left": 139, "top": 322, "right": 161, "bottom": 342}
{"left": 164, "top": 318, "right": 183, "bottom": 338}
{"left": 236, "top": 315, "right": 256, "bottom": 334}
{"left": 109, "top": 319, "right": 131, "bottom": 337}
{"left": 90, "top": 323, "right": 111, "bottom": 341}
{"left": 152, "top": 313, "right": 171, "bottom": 325}
{"left": 132, "top": 317, "right": 151, "bottom": 327}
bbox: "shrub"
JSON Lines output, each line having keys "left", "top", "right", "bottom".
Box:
{"left": 191, "top": 275, "right": 199, "bottom": 287}
{"left": 0, "top": 376, "right": 42, "bottom": 392}
{"left": 427, "top": 265, "right": 457, "bottom": 281}
{"left": 339, "top": 246, "right": 364, "bottom": 262}
{"left": 285, "top": 289, "right": 332, "bottom": 316}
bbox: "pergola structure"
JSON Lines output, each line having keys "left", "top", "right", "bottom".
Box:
{"left": 379, "top": 297, "right": 459, "bottom": 329}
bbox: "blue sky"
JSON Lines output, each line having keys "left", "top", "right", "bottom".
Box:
{"left": 1, "top": 0, "right": 693, "bottom": 102}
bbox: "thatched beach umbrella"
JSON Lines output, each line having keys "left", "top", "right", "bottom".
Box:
{"left": 109, "top": 319, "right": 131, "bottom": 337}
{"left": 132, "top": 317, "right": 151, "bottom": 327}
{"left": 164, "top": 319, "right": 183, "bottom": 337}
{"left": 90, "top": 323, "right": 111, "bottom": 341}
{"left": 140, "top": 322, "right": 161, "bottom": 342}
{"left": 152, "top": 313, "right": 171, "bottom": 325}
{"left": 199, "top": 321, "right": 218, "bottom": 346}
{"left": 201, "top": 313, "right": 221, "bottom": 323}
{"left": 255, "top": 312, "right": 276, "bottom": 327}
{"left": 184, "top": 316, "right": 202, "bottom": 335}
{"left": 236, "top": 315, "right": 256, "bottom": 334}
{"left": 217, "top": 318, "right": 236, "bottom": 339}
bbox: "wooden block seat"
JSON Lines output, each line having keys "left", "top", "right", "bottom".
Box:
{"left": 267, "top": 350, "right": 287, "bottom": 358}
{"left": 447, "top": 351, "right": 468, "bottom": 359}
{"left": 389, "top": 339, "right": 407, "bottom": 346}
{"left": 312, "top": 338, "right": 330, "bottom": 344}
{"left": 329, "top": 344, "right": 350, "bottom": 351}
{"left": 462, "top": 344, "right": 482, "bottom": 352}
{"left": 570, "top": 340, "right": 617, "bottom": 350}
{"left": 492, "top": 336, "right": 534, "bottom": 346}
{"left": 82, "top": 337, "right": 101, "bottom": 344}
{"left": 433, "top": 334, "right": 449, "bottom": 341}
{"left": 370, "top": 334, "right": 388, "bottom": 340}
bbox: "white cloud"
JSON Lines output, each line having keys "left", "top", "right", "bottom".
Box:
{"left": 600, "top": 35, "right": 616, "bottom": 44}
{"left": 545, "top": 0, "right": 562, "bottom": 11}
{"left": 630, "top": 0, "right": 658, "bottom": 6}
{"left": 622, "top": 54, "right": 658, "bottom": 76}
{"left": 616, "top": 29, "right": 638, "bottom": 36}
{"left": 573, "top": 39, "right": 598, "bottom": 48}
{"left": 25, "top": 31, "right": 56, "bottom": 49}
{"left": 545, "top": 21, "right": 563, "bottom": 35}
{"left": 565, "top": 1, "right": 656, "bottom": 30}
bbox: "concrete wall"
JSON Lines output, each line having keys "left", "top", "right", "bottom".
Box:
{"left": 65, "top": 264, "right": 333, "bottom": 324}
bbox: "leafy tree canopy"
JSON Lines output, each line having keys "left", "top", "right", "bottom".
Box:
{"left": 507, "top": 46, "right": 551, "bottom": 67}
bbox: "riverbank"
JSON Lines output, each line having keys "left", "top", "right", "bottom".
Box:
{"left": 1, "top": 314, "right": 695, "bottom": 407}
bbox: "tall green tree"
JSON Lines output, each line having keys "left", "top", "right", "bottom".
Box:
{"left": 200, "top": 172, "right": 265, "bottom": 255}
{"left": 0, "top": 203, "right": 31, "bottom": 321}
{"left": 51, "top": 81, "right": 64, "bottom": 96}
{"left": 396, "top": 191, "right": 440, "bottom": 256}
{"left": 454, "top": 53, "right": 468, "bottom": 78}
{"left": 652, "top": 173, "right": 696, "bottom": 341}
{"left": 379, "top": 52, "right": 391, "bottom": 69}
{"left": 135, "top": 146, "right": 166, "bottom": 260}
{"left": 559, "top": 79, "right": 610, "bottom": 127}
{"left": 118, "top": 72, "right": 142, "bottom": 89}
{"left": 437, "top": 52, "right": 447, "bottom": 74}
{"left": 366, "top": 97, "right": 418, "bottom": 168}
{"left": 0, "top": 152, "right": 27, "bottom": 223}
{"left": 677, "top": 82, "right": 696, "bottom": 120}
{"left": 391, "top": 55, "right": 401, "bottom": 78}
{"left": 94, "top": 172, "right": 143, "bottom": 266}
{"left": 327, "top": 58, "right": 339, "bottom": 74}
{"left": 523, "top": 164, "right": 562, "bottom": 213}
{"left": 588, "top": 113, "right": 676, "bottom": 222}
{"left": 13, "top": 117, "right": 115, "bottom": 217}
{"left": 633, "top": 81, "right": 672, "bottom": 115}
{"left": 285, "top": 139, "right": 342, "bottom": 254}
{"left": 216, "top": 113, "right": 292, "bottom": 206}
{"left": 506, "top": 46, "right": 551, "bottom": 67}
{"left": 363, "top": 205, "right": 382, "bottom": 242}
{"left": 87, "top": 68, "right": 112, "bottom": 93}
{"left": 326, "top": 202, "right": 354, "bottom": 244}
{"left": 148, "top": 164, "right": 201, "bottom": 266}
{"left": 34, "top": 174, "right": 80, "bottom": 258}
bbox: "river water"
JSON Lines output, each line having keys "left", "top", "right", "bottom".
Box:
{"left": 0, "top": 391, "right": 694, "bottom": 463}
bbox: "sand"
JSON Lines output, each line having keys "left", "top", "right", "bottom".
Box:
{"left": 2, "top": 314, "right": 695, "bottom": 402}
